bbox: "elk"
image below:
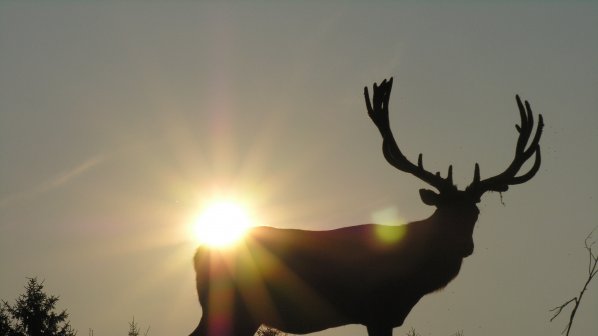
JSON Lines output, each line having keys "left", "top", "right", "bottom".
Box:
{"left": 190, "top": 77, "right": 544, "bottom": 336}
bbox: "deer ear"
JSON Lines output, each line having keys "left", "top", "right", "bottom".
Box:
{"left": 419, "top": 189, "right": 440, "bottom": 206}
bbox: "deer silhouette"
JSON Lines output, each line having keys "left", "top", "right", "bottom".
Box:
{"left": 190, "top": 78, "right": 544, "bottom": 336}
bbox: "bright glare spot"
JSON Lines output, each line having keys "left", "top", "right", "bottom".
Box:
{"left": 191, "top": 200, "right": 253, "bottom": 248}
{"left": 371, "top": 206, "right": 404, "bottom": 227}
{"left": 371, "top": 206, "right": 406, "bottom": 244}
{"left": 374, "top": 224, "right": 406, "bottom": 244}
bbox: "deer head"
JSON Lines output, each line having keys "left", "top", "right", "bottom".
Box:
{"left": 364, "top": 78, "right": 543, "bottom": 258}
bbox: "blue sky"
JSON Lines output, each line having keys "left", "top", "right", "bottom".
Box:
{"left": 1, "top": 2, "right": 597, "bottom": 335}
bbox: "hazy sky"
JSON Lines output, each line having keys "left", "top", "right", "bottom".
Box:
{"left": 1, "top": 2, "right": 597, "bottom": 336}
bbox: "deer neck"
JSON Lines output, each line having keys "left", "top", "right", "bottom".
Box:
{"left": 423, "top": 205, "right": 479, "bottom": 257}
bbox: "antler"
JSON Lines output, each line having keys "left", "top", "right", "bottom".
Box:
{"left": 466, "top": 95, "right": 544, "bottom": 197}
{"left": 364, "top": 77, "right": 456, "bottom": 194}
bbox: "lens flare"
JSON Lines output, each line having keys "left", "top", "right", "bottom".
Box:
{"left": 191, "top": 200, "right": 253, "bottom": 248}
{"left": 371, "top": 206, "right": 406, "bottom": 244}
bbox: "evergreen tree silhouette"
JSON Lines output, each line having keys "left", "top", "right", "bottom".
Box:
{"left": 2, "top": 278, "right": 76, "bottom": 336}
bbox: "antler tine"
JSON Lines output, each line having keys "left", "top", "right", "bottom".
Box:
{"left": 365, "top": 78, "right": 455, "bottom": 193}
{"left": 468, "top": 95, "right": 544, "bottom": 196}
{"left": 447, "top": 165, "right": 453, "bottom": 185}
{"left": 515, "top": 95, "right": 531, "bottom": 153}
{"left": 473, "top": 163, "right": 481, "bottom": 185}
{"left": 511, "top": 149, "right": 541, "bottom": 185}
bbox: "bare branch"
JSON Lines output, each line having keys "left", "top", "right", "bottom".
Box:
{"left": 550, "top": 228, "right": 598, "bottom": 336}
{"left": 549, "top": 297, "right": 576, "bottom": 322}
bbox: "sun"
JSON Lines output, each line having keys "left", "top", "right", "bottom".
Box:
{"left": 191, "top": 199, "right": 253, "bottom": 248}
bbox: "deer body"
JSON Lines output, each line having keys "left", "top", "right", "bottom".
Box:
{"left": 190, "top": 78, "right": 543, "bottom": 336}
